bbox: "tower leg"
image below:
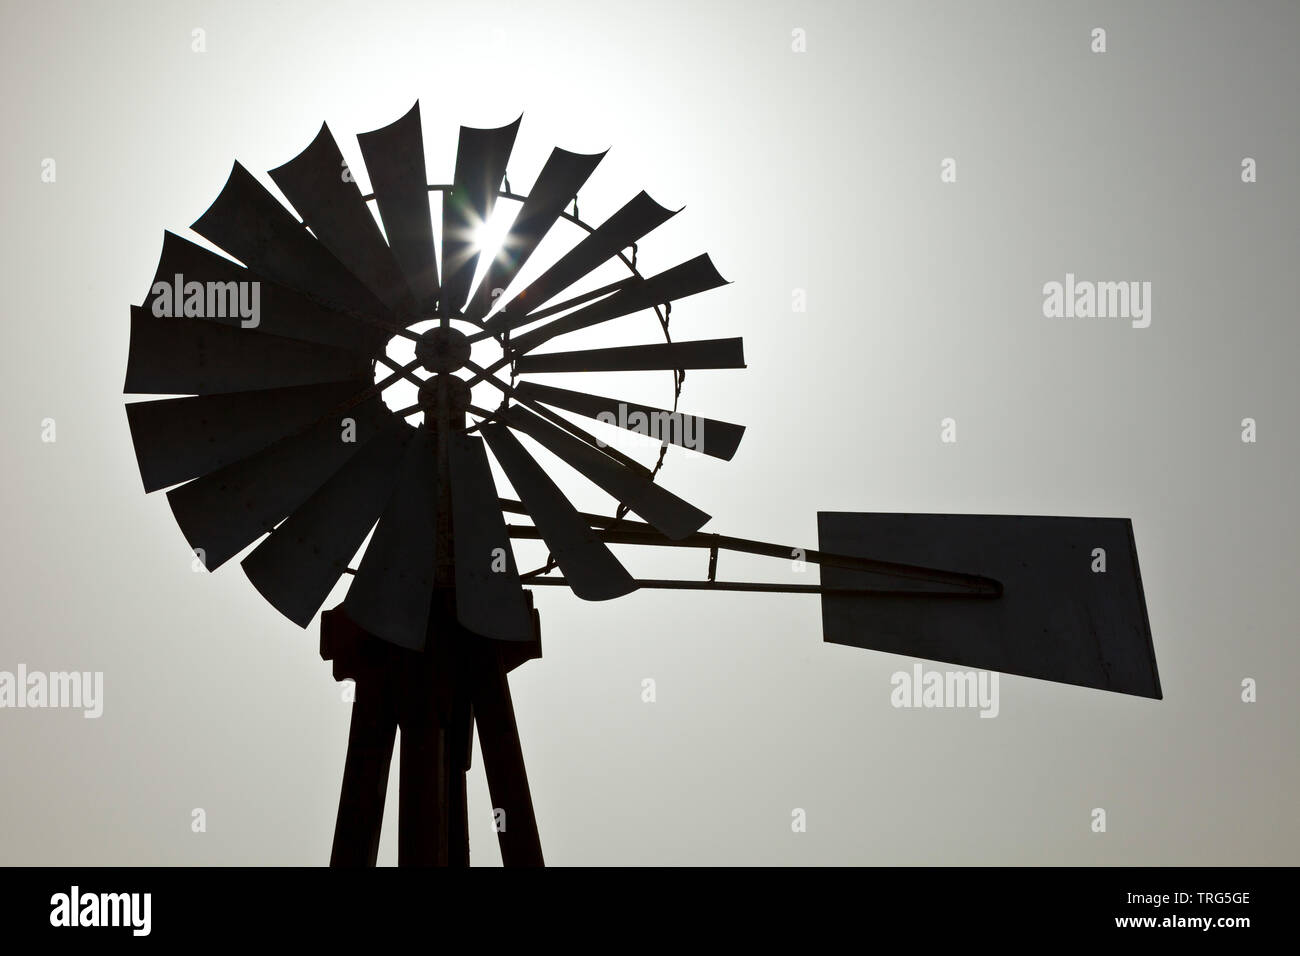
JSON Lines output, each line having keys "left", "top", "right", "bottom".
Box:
{"left": 472, "top": 640, "right": 544, "bottom": 867}
{"left": 323, "top": 599, "right": 542, "bottom": 867}
{"left": 395, "top": 589, "right": 476, "bottom": 866}
{"left": 330, "top": 670, "right": 397, "bottom": 867}
{"left": 396, "top": 701, "right": 450, "bottom": 865}
{"left": 446, "top": 675, "right": 474, "bottom": 867}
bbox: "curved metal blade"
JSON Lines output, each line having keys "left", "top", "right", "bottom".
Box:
{"left": 242, "top": 422, "right": 414, "bottom": 627}
{"left": 464, "top": 147, "right": 606, "bottom": 322}
{"left": 126, "top": 381, "right": 368, "bottom": 493}
{"left": 356, "top": 102, "right": 439, "bottom": 314}
{"left": 480, "top": 422, "right": 635, "bottom": 601}
{"left": 487, "top": 191, "right": 679, "bottom": 331}
{"left": 514, "top": 381, "right": 745, "bottom": 461}
{"left": 124, "top": 305, "right": 370, "bottom": 395}
{"left": 344, "top": 428, "right": 439, "bottom": 649}
{"left": 448, "top": 433, "right": 533, "bottom": 641}
{"left": 509, "top": 254, "right": 728, "bottom": 354}
{"left": 501, "top": 405, "right": 708, "bottom": 540}
{"left": 146, "top": 231, "right": 385, "bottom": 353}
{"left": 268, "top": 123, "right": 415, "bottom": 319}
{"left": 191, "top": 161, "right": 393, "bottom": 323}
{"left": 441, "top": 117, "right": 521, "bottom": 316}
{"left": 515, "top": 337, "right": 746, "bottom": 375}
{"left": 167, "top": 398, "right": 391, "bottom": 571}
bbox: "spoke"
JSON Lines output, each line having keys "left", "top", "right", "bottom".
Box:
{"left": 372, "top": 358, "right": 419, "bottom": 392}
{"left": 463, "top": 354, "right": 513, "bottom": 390}
{"left": 463, "top": 360, "right": 650, "bottom": 477}
{"left": 375, "top": 354, "right": 428, "bottom": 391}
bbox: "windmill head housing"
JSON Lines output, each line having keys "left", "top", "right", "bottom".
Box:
{"left": 124, "top": 103, "right": 1160, "bottom": 867}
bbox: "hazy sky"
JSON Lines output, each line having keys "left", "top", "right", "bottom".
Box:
{"left": 1, "top": 0, "right": 1296, "bottom": 865}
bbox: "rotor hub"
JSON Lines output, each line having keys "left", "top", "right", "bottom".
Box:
{"left": 415, "top": 326, "right": 471, "bottom": 373}
{"left": 417, "top": 374, "right": 472, "bottom": 416}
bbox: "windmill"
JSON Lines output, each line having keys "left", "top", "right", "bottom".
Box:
{"left": 124, "top": 104, "right": 1160, "bottom": 867}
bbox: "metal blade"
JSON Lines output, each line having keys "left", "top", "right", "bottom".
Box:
{"left": 191, "top": 161, "right": 393, "bottom": 323}
{"left": 145, "top": 231, "right": 385, "bottom": 353}
{"left": 501, "top": 405, "right": 709, "bottom": 540}
{"left": 487, "top": 191, "right": 679, "bottom": 331}
{"left": 126, "top": 381, "right": 367, "bottom": 493}
{"left": 166, "top": 398, "right": 391, "bottom": 571}
{"left": 480, "top": 422, "right": 636, "bottom": 601}
{"left": 514, "top": 381, "right": 745, "bottom": 461}
{"left": 463, "top": 147, "right": 606, "bottom": 322}
{"left": 242, "top": 423, "right": 414, "bottom": 627}
{"left": 448, "top": 433, "right": 533, "bottom": 641}
{"left": 124, "top": 305, "right": 370, "bottom": 395}
{"left": 515, "top": 337, "right": 746, "bottom": 374}
{"left": 268, "top": 123, "right": 415, "bottom": 318}
{"left": 343, "top": 429, "right": 439, "bottom": 649}
{"left": 818, "top": 513, "right": 1162, "bottom": 699}
{"left": 356, "top": 102, "right": 439, "bottom": 314}
{"left": 440, "top": 117, "right": 521, "bottom": 315}
{"left": 510, "top": 254, "right": 728, "bottom": 354}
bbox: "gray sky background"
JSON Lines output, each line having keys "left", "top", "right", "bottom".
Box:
{"left": 1, "top": 0, "right": 1296, "bottom": 865}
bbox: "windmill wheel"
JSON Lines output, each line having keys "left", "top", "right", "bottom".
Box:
{"left": 124, "top": 104, "right": 746, "bottom": 652}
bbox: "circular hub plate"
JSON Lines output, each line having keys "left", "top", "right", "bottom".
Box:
{"left": 417, "top": 375, "right": 472, "bottom": 416}
{"left": 415, "top": 326, "right": 472, "bottom": 373}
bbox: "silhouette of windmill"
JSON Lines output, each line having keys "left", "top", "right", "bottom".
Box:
{"left": 125, "top": 104, "right": 1161, "bottom": 867}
